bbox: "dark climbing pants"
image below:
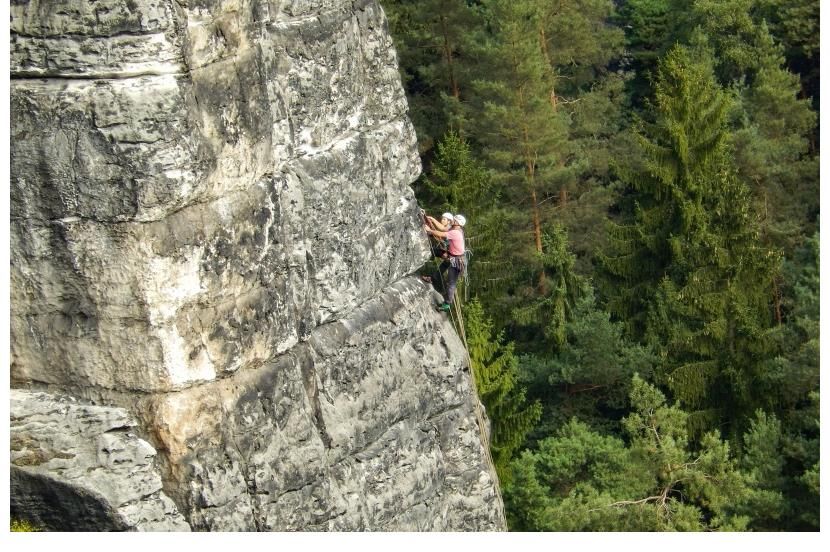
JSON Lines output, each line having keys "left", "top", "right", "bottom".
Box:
{"left": 440, "top": 256, "right": 465, "bottom": 305}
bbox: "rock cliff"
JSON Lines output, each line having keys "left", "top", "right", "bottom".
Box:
{"left": 9, "top": 0, "right": 505, "bottom": 531}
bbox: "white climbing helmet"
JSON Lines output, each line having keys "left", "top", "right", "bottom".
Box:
{"left": 441, "top": 212, "right": 454, "bottom": 222}
{"left": 454, "top": 214, "right": 466, "bottom": 227}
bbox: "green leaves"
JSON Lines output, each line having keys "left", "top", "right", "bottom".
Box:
{"left": 384, "top": 0, "right": 818, "bottom": 531}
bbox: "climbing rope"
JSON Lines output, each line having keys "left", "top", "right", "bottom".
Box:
{"left": 421, "top": 219, "right": 503, "bottom": 514}
{"left": 448, "top": 293, "right": 506, "bottom": 521}
{"left": 461, "top": 249, "right": 473, "bottom": 302}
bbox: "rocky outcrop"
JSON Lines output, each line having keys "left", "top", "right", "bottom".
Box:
{"left": 10, "top": 0, "right": 505, "bottom": 531}
{"left": 10, "top": 390, "right": 190, "bottom": 531}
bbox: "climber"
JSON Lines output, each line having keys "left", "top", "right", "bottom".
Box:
{"left": 420, "top": 211, "right": 454, "bottom": 285}
{"left": 423, "top": 214, "right": 466, "bottom": 312}
{"left": 422, "top": 211, "right": 454, "bottom": 261}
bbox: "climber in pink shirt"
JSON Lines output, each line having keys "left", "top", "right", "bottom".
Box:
{"left": 423, "top": 214, "right": 467, "bottom": 312}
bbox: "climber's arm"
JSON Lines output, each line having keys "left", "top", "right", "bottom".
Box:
{"left": 424, "top": 226, "right": 448, "bottom": 239}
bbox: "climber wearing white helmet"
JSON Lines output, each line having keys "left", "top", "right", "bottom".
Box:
{"left": 423, "top": 214, "right": 467, "bottom": 312}
{"left": 422, "top": 211, "right": 454, "bottom": 261}
{"left": 424, "top": 211, "right": 454, "bottom": 232}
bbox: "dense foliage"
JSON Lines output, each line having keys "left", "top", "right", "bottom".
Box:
{"left": 382, "top": 0, "right": 818, "bottom": 531}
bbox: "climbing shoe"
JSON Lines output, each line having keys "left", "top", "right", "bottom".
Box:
{"left": 436, "top": 302, "right": 451, "bottom": 313}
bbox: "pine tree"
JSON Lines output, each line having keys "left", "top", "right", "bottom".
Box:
{"left": 464, "top": 299, "right": 542, "bottom": 482}
{"left": 756, "top": 232, "right": 820, "bottom": 530}
{"left": 738, "top": 410, "right": 788, "bottom": 529}
{"left": 539, "top": 0, "right": 628, "bottom": 275}
{"left": 737, "top": 401, "right": 819, "bottom": 531}
{"left": 617, "top": 375, "right": 751, "bottom": 529}
{"left": 383, "top": 0, "right": 484, "bottom": 151}
{"left": 518, "top": 288, "right": 657, "bottom": 441}
{"left": 504, "top": 375, "right": 752, "bottom": 531}
{"left": 723, "top": 0, "right": 819, "bottom": 105}
{"left": 534, "top": 0, "right": 627, "bottom": 207}
{"left": 472, "top": 0, "right": 626, "bottom": 269}
{"left": 472, "top": 0, "right": 570, "bottom": 264}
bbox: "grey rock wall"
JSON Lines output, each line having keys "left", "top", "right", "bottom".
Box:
{"left": 10, "top": 390, "right": 190, "bottom": 531}
{"left": 10, "top": 0, "right": 505, "bottom": 531}
{"left": 133, "top": 278, "right": 502, "bottom": 530}
{"left": 11, "top": 0, "right": 425, "bottom": 392}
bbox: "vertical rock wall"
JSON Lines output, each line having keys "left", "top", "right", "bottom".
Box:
{"left": 10, "top": 0, "right": 506, "bottom": 531}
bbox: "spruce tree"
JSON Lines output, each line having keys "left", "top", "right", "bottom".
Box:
{"left": 418, "top": 131, "right": 518, "bottom": 321}
{"left": 599, "top": 43, "right": 780, "bottom": 438}
{"left": 599, "top": 42, "right": 732, "bottom": 335}
{"left": 464, "top": 299, "right": 542, "bottom": 482}
{"left": 755, "top": 0, "right": 819, "bottom": 105}
{"left": 684, "top": 3, "right": 818, "bottom": 250}
{"left": 422, "top": 130, "right": 494, "bottom": 219}
{"left": 511, "top": 225, "right": 588, "bottom": 351}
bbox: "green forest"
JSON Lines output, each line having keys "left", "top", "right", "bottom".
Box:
{"left": 381, "top": 0, "right": 819, "bottom": 531}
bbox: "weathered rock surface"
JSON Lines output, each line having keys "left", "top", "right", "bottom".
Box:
{"left": 130, "top": 278, "right": 502, "bottom": 530}
{"left": 10, "top": 0, "right": 505, "bottom": 531}
{"left": 10, "top": 390, "right": 190, "bottom": 531}
{"left": 12, "top": 0, "right": 427, "bottom": 393}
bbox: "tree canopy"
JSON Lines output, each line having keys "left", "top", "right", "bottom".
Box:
{"left": 383, "top": 0, "right": 818, "bottom": 531}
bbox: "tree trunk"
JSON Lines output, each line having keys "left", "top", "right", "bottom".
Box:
{"left": 531, "top": 187, "right": 543, "bottom": 254}
{"left": 515, "top": 65, "right": 546, "bottom": 293}
{"left": 440, "top": 16, "right": 460, "bottom": 100}
{"left": 531, "top": 187, "right": 547, "bottom": 294}
{"left": 539, "top": 27, "right": 558, "bottom": 111}
{"left": 773, "top": 276, "right": 783, "bottom": 325}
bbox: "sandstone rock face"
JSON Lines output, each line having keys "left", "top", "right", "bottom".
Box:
{"left": 10, "top": 390, "right": 190, "bottom": 531}
{"left": 10, "top": 0, "right": 505, "bottom": 532}
{"left": 11, "top": 0, "right": 425, "bottom": 392}
{"left": 133, "top": 278, "right": 502, "bottom": 530}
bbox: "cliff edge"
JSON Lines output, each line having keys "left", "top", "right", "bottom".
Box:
{"left": 9, "top": 0, "right": 505, "bottom": 531}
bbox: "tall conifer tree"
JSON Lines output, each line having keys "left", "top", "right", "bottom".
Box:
{"left": 383, "top": 0, "right": 484, "bottom": 151}
{"left": 472, "top": 0, "right": 570, "bottom": 267}
{"left": 600, "top": 44, "right": 779, "bottom": 437}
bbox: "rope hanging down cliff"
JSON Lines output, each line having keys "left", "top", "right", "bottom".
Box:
{"left": 420, "top": 211, "right": 504, "bottom": 516}
{"left": 449, "top": 297, "right": 506, "bottom": 517}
